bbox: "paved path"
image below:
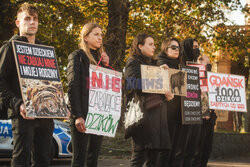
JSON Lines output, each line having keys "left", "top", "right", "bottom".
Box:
{"left": 1, "top": 157, "right": 250, "bottom": 167}
{"left": 49, "top": 157, "right": 250, "bottom": 167}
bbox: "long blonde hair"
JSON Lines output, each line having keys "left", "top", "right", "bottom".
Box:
{"left": 79, "top": 23, "right": 103, "bottom": 64}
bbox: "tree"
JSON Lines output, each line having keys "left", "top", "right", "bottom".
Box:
{"left": 1, "top": 0, "right": 249, "bottom": 131}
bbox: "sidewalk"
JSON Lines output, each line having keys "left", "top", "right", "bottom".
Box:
{"left": 49, "top": 155, "right": 250, "bottom": 167}
{"left": 97, "top": 156, "right": 250, "bottom": 167}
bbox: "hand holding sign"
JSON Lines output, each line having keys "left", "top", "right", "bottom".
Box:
{"left": 101, "top": 52, "right": 109, "bottom": 67}
{"left": 165, "top": 91, "right": 174, "bottom": 101}
{"left": 20, "top": 103, "right": 34, "bottom": 120}
{"left": 160, "top": 64, "right": 169, "bottom": 70}
{"left": 75, "top": 117, "right": 86, "bottom": 133}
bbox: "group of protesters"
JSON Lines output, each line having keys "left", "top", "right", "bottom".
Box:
{"left": 0, "top": 2, "right": 217, "bottom": 167}
{"left": 124, "top": 34, "right": 217, "bottom": 167}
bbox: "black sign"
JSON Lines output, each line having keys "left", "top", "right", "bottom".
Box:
{"left": 12, "top": 41, "right": 60, "bottom": 81}
{"left": 12, "top": 40, "right": 67, "bottom": 118}
{"left": 181, "top": 65, "right": 202, "bottom": 124}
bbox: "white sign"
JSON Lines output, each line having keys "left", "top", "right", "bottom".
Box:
{"left": 207, "top": 72, "right": 247, "bottom": 112}
{"left": 85, "top": 64, "right": 122, "bottom": 137}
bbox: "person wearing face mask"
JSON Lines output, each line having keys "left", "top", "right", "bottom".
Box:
{"left": 67, "top": 22, "right": 109, "bottom": 167}
{"left": 157, "top": 38, "right": 191, "bottom": 167}
{"left": 181, "top": 38, "right": 202, "bottom": 167}
{"left": 196, "top": 55, "right": 217, "bottom": 167}
{"left": 182, "top": 38, "right": 200, "bottom": 63}
{"left": 124, "top": 33, "right": 173, "bottom": 167}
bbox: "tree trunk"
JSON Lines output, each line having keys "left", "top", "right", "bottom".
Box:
{"left": 105, "top": 0, "right": 130, "bottom": 71}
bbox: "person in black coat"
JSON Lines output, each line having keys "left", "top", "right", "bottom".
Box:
{"left": 124, "top": 33, "right": 173, "bottom": 167}
{"left": 67, "top": 22, "right": 109, "bottom": 167}
{"left": 157, "top": 38, "right": 190, "bottom": 167}
{"left": 196, "top": 55, "right": 217, "bottom": 167}
{"left": 181, "top": 38, "right": 202, "bottom": 167}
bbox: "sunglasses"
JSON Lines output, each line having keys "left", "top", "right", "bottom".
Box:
{"left": 167, "top": 45, "right": 180, "bottom": 50}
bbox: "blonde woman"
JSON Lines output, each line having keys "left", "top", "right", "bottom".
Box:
{"left": 67, "top": 23, "right": 109, "bottom": 167}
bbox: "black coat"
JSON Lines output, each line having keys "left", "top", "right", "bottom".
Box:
{"left": 0, "top": 35, "right": 41, "bottom": 119}
{"left": 67, "top": 49, "right": 107, "bottom": 120}
{"left": 124, "top": 55, "right": 171, "bottom": 150}
{"left": 157, "top": 52, "right": 182, "bottom": 124}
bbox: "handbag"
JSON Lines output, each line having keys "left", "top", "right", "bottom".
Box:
{"left": 145, "top": 94, "right": 163, "bottom": 110}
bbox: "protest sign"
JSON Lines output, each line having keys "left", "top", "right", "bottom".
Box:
{"left": 207, "top": 72, "right": 247, "bottom": 112}
{"left": 12, "top": 40, "right": 67, "bottom": 118}
{"left": 187, "top": 62, "right": 210, "bottom": 117}
{"left": 141, "top": 65, "right": 187, "bottom": 96}
{"left": 86, "top": 64, "right": 122, "bottom": 137}
{"left": 186, "top": 61, "right": 208, "bottom": 92}
{"left": 181, "top": 65, "right": 202, "bottom": 124}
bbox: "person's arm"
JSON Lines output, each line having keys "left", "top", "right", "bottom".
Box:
{"left": 67, "top": 51, "right": 84, "bottom": 119}
{"left": 0, "top": 43, "right": 23, "bottom": 117}
{"left": 124, "top": 59, "right": 143, "bottom": 93}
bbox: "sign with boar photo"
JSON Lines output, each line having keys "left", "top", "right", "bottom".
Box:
{"left": 141, "top": 65, "right": 187, "bottom": 96}
{"left": 181, "top": 65, "right": 202, "bottom": 124}
{"left": 86, "top": 64, "right": 122, "bottom": 137}
{"left": 207, "top": 72, "right": 247, "bottom": 112}
{"left": 12, "top": 40, "right": 68, "bottom": 118}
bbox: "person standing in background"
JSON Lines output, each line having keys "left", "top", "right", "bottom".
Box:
{"left": 124, "top": 33, "right": 173, "bottom": 167}
{"left": 181, "top": 38, "right": 202, "bottom": 167}
{"left": 196, "top": 55, "right": 217, "bottom": 167}
{"left": 67, "top": 22, "right": 109, "bottom": 167}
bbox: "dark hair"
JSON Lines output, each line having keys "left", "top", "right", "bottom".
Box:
{"left": 160, "top": 38, "right": 182, "bottom": 64}
{"left": 17, "top": 2, "right": 38, "bottom": 17}
{"left": 129, "top": 33, "right": 153, "bottom": 58}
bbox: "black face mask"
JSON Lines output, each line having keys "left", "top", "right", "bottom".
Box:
{"left": 193, "top": 48, "right": 200, "bottom": 60}
{"left": 206, "top": 64, "right": 212, "bottom": 71}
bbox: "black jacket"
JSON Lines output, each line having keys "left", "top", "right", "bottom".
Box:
{"left": 0, "top": 35, "right": 41, "bottom": 119}
{"left": 157, "top": 52, "right": 182, "bottom": 124}
{"left": 124, "top": 55, "right": 171, "bottom": 149}
{"left": 67, "top": 49, "right": 107, "bottom": 120}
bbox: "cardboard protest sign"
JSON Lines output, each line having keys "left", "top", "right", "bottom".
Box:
{"left": 12, "top": 40, "right": 67, "bottom": 118}
{"left": 181, "top": 65, "right": 202, "bottom": 124}
{"left": 207, "top": 72, "right": 247, "bottom": 112}
{"left": 86, "top": 64, "right": 122, "bottom": 137}
{"left": 141, "top": 65, "right": 187, "bottom": 96}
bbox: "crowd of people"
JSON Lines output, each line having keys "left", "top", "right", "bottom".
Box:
{"left": 0, "top": 2, "right": 217, "bottom": 167}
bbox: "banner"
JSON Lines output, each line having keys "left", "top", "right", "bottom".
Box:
{"left": 207, "top": 72, "right": 247, "bottom": 112}
{"left": 12, "top": 40, "right": 67, "bottom": 118}
{"left": 141, "top": 65, "right": 187, "bottom": 96}
{"left": 86, "top": 64, "right": 122, "bottom": 137}
{"left": 181, "top": 65, "right": 202, "bottom": 124}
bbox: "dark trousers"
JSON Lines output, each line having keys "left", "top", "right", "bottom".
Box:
{"left": 131, "top": 140, "right": 163, "bottom": 167}
{"left": 11, "top": 116, "right": 54, "bottom": 167}
{"left": 183, "top": 124, "right": 202, "bottom": 167}
{"left": 157, "top": 149, "right": 170, "bottom": 167}
{"left": 199, "top": 119, "right": 215, "bottom": 167}
{"left": 70, "top": 125, "right": 103, "bottom": 167}
{"left": 168, "top": 124, "right": 190, "bottom": 167}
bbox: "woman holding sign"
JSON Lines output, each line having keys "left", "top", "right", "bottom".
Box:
{"left": 67, "top": 23, "right": 109, "bottom": 167}
{"left": 124, "top": 33, "right": 173, "bottom": 167}
{"left": 157, "top": 38, "right": 189, "bottom": 167}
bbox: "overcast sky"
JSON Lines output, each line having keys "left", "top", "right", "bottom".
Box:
{"left": 226, "top": 0, "right": 246, "bottom": 25}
